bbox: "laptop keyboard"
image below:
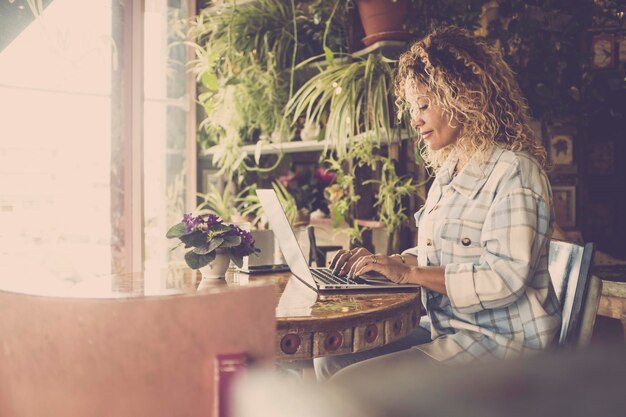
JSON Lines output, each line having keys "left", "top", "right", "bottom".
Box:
{"left": 310, "top": 268, "right": 362, "bottom": 285}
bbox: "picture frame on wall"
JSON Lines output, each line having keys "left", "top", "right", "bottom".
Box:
{"left": 591, "top": 33, "right": 615, "bottom": 70}
{"left": 553, "top": 185, "right": 576, "bottom": 229}
{"left": 549, "top": 132, "right": 574, "bottom": 166}
{"left": 547, "top": 125, "right": 577, "bottom": 176}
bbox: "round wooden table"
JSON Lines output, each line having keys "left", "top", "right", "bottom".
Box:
{"left": 209, "top": 270, "right": 422, "bottom": 360}
{"left": 0, "top": 266, "right": 421, "bottom": 360}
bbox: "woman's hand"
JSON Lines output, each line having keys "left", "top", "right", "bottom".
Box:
{"left": 349, "top": 253, "right": 414, "bottom": 284}
{"left": 330, "top": 248, "right": 414, "bottom": 284}
{"left": 329, "top": 247, "right": 373, "bottom": 277}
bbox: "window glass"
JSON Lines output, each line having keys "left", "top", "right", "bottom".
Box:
{"left": 143, "top": 0, "right": 191, "bottom": 277}
{"left": 0, "top": 0, "right": 115, "bottom": 288}
{"left": 0, "top": 0, "right": 193, "bottom": 292}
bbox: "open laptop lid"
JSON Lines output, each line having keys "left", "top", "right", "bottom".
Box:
{"left": 256, "top": 189, "right": 318, "bottom": 289}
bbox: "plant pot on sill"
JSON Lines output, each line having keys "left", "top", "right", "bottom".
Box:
{"left": 198, "top": 252, "right": 231, "bottom": 280}
{"left": 355, "top": 0, "right": 411, "bottom": 46}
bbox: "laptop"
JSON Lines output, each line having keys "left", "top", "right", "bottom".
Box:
{"left": 256, "top": 189, "right": 420, "bottom": 292}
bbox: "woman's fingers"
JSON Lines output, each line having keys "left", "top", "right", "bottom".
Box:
{"left": 330, "top": 249, "right": 356, "bottom": 276}
{"left": 349, "top": 253, "right": 383, "bottom": 278}
{"left": 350, "top": 254, "right": 412, "bottom": 284}
{"left": 329, "top": 249, "right": 349, "bottom": 270}
{"left": 330, "top": 248, "right": 372, "bottom": 276}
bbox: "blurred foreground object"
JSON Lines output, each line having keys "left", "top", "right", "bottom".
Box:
{"left": 235, "top": 346, "right": 626, "bottom": 417}
{"left": 0, "top": 284, "right": 275, "bottom": 417}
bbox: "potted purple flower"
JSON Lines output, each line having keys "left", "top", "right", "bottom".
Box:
{"left": 166, "top": 213, "right": 259, "bottom": 278}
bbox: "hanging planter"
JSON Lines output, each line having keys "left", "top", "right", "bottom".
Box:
{"left": 355, "top": 0, "right": 411, "bottom": 46}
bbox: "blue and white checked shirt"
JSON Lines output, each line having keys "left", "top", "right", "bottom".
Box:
{"left": 404, "top": 145, "right": 561, "bottom": 362}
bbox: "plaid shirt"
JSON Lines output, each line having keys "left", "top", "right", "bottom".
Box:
{"left": 404, "top": 145, "right": 561, "bottom": 362}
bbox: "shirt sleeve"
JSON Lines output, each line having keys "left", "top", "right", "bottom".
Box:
{"left": 444, "top": 187, "right": 550, "bottom": 314}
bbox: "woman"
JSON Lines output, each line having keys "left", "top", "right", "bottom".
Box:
{"left": 316, "top": 26, "right": 561, "bottom": 380}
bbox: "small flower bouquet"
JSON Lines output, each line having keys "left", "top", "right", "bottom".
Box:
{"left": 166, "top": 213, "right": 259, "bottom": 269}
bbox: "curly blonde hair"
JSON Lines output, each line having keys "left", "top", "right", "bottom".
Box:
{"left": 394, "top": 26, "right": 547, "bottom": 171}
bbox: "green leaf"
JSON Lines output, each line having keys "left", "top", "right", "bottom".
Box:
{"left": 254, "top": 139, "right": 267, "bottom": 165}
{"left": 180, "top": 230, "right": 207, "bottom": 248}
{"left": 206, "top": 49, "right": 220, "bottom": 68}
{"left": 230, "top": 254, "right": 244, "bottom": 269}
{"left": 223, "top": 77, "right": 241, "bottom": 87}
{"left": 192, "top": 245, "right": 213, "bottom": 255}
{"left": 211, "top": 223, "right": 231, "bottom": 234}
{"left": 184, "top": 250, "right": 215, "bottom": 269}
{"left": 331, "top": 205, "right": 345, "bottom": 228}
{"left": 166, "top": 223, "right": 187, "bottom": 239}
{"left": 207, "top": 237, "right": 225, "bottom": 253}
{"left": 222, "top": 235, "right": 242, "bottom": 248}
{"left": 323, "top": 46, "right": 334, "bottom": 65}
{"left": 201, "top": 72, "right": 219, "bottom": 90}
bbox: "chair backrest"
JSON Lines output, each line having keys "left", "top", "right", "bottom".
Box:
{"left": 307, "top": 225, "right": 320, "bottom": 266}
{"left": 306, "top": 225, "right": 343, "bottom": 268}
{"left": 576, "top": 274, "right": 602, "bottom": 347}
{"left": 0, "top": 284, "right": 276, "bottom": 417}
{"left": 548, "top": 240, "right": 596, "bottom": 347}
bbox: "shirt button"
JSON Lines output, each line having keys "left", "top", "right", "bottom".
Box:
{"left": 426, "top": 239, "right": 433, "bottom": 246}
{"left": 461, "top": 237, "right": 471, "bottom": 246}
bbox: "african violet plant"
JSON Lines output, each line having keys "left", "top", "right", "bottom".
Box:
{"left": 166, "top": 213, "right": 259, "bottom": 269}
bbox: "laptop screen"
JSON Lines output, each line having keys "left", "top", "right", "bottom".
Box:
{"left": 256, "top": 189, "right": 317, "bottom": 288}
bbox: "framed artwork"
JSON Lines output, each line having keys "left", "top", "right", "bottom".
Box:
{"left": 553, "top": 185, "right": 576, "bottom": 229}
{"left": 549, "top": 132, "right": 574, "bottom": 166}
{"left": 591, "top": 33, "right": 615, "bottom": 69}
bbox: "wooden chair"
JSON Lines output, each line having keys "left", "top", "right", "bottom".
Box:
{"left": 548, "top": 240, "right": 602, "bottom": 347}
{"left": 0, "top": 284, "right": 276, "bottom": 417}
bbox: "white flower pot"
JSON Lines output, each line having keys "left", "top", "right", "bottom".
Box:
{"left": 198, "top": 253, "right": 230, "bottom": 279}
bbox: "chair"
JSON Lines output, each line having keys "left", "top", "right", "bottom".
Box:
{"left": 0, "top": 284, "right": 276, "bottom": 417}
{"left": 548, "top": 240, "right": 602, "bottom": 347}
{"left": 306, "top": 225, "right": 343, "bottom": 268}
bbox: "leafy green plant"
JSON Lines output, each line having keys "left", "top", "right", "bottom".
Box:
{"left": 190, "top": 0, "right": 300, "bottom": 178}
{"left": 285, "top": 45, "right": 424, "bottom": 250}
{"left": 196, "top": 182, "right": 236, "bottom": 222}
{"left": 166, "top": 213, "right": 259, "bottom": 269}
{"left": 323, "top": 131, "right": 421, "bottom": 250}
{"left": 190, "top": 0, "right": 350, "bottom": 180}
{"left": 272, "top": 180, "right": 298, "bottom": 226}
{"left": 365, "top": 159, "right": 421, "bottom": 254}
{"left": 287, "top": 52, "right": 404, "bottom": 157}
{"left": 191, "top": 0, "right": 426, "bottom": 253}
{"left": 235, "top": 184, "right": 266, "bottom": 229}
{"left": 233, "top": 181, "right": 299, "bottom": 228}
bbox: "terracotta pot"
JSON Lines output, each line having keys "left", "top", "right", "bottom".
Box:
{"left": 355, "top": 0, "right": 410, "bottom": 45}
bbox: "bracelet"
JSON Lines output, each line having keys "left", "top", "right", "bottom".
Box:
{"left": 392, "top": 253, "right": 406, "bottom": 264}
